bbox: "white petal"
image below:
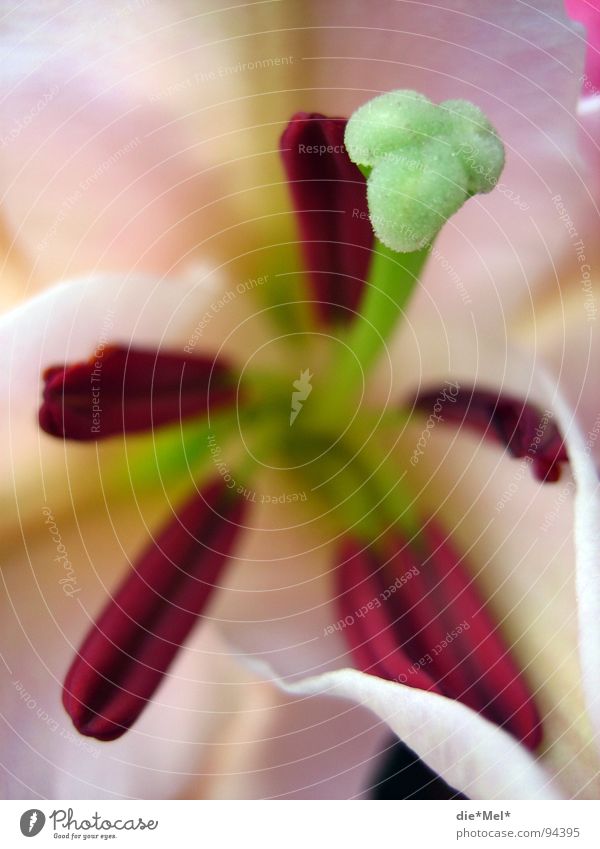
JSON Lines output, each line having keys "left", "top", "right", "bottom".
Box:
{"left": 251, "top": 664, "right": 561, "bottom": 800}
{"left": 550, "top": 376, "right": 600, "bottom": 749}
{"left": 0, "top": 269, "right": 274, "bottom": 528}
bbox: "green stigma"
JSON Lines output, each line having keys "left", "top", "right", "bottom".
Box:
{"left": 344, "top": 90, "right": 505, "bottom": 253}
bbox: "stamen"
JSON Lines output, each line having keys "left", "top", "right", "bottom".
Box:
{"left": 413, "top": 386, "right": 568, "bottom": 482}
{"left": 336, "top": 528, "right": 542, "bottom": 750}
{"left": 40, "top": 346, "right": 237, "bottom": 441}
{"left": 280, "top": 112, "right": 373, "bottom": 324}
{"left": 62, "top": 480, "right": 246, "bottom": 740}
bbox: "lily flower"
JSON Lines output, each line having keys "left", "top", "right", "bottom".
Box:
{"left": 1, "top": 0, "right": 600, "bottom": 801}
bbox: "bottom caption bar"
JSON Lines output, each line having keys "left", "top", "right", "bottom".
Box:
{"left": 1, "top": 800, "right": 599, "bottom": 846}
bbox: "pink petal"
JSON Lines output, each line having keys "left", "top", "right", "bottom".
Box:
{"left": 305, "top": 1, "right": 590, "bottom": 330}
{"left": 0, "top": 2, "right": 316, "bottom": 287}
{"left": 565, "top": 1, "right": 600, "bottom": 95}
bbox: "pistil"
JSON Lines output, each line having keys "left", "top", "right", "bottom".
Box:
{"left": 320, "top": 90, "right": 506, "bottom": 408}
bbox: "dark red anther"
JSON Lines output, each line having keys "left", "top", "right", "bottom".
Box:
{"left": 336, "top": 527, "right": 542, "bottom": 750}
{"left": 280, "top": 112, "right": 374, "bottom": 325}
{"left": 413, "top": 385, "right": 568, "bottom": 482}
{"left": 40, "top": 345, "right": 237, "bottom": 441}
{"left": 62, "top": 480, "right": 247, "bottom": 740}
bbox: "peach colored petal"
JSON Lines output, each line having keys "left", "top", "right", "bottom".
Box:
{"left": 523, "top": 284, "right": 600, "bottom": 464}
{"left": 0, "top": 492, "right": 273, "bottom": 799}
{"left": 1, "top": 0, "right": 594, "bottom": 323}
{"left": 185, "top": 664, "right": 389, "bottom": 800}
{"left": 0, "top": 1, "right": 312, "bottom": 289}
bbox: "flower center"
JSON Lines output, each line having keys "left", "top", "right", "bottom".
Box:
{"left": 142, "top": 90, "right": 508, "bottom": 541}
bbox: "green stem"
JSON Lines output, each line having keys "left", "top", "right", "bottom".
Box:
{"left": 223, "top": 416, "right": 289, "bottom": 496}
{"left": 317, "top": 240, "right": 430, "bottom": 417}
{"left": 341, "top": 422, "right": 422, "bottom": 541}
{"left": 349, "top": 240, "right": 429, "bottom": 370}
{"left": 294, "top": 441, "right": 384, "bottom": 541}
